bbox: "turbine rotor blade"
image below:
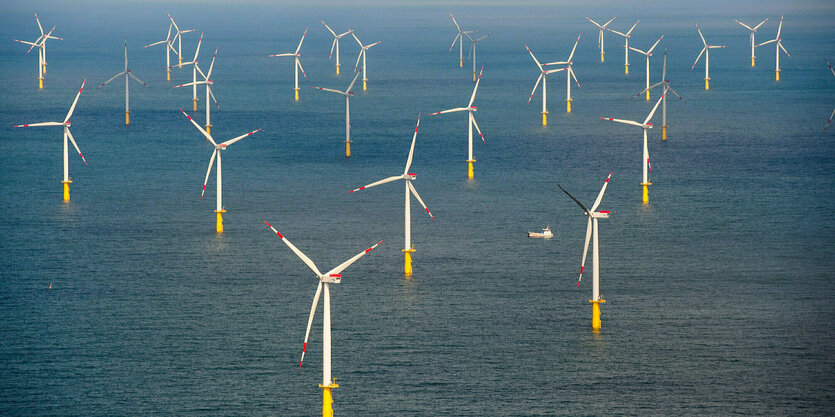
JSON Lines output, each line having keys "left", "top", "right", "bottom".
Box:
{"left": 578, "top": 217, "right": 593, "bottom": 287}
{"left": 408, "top": 182, "right": 435, "bottom": 221}
{"left": 558, "top": 184, "right": 590, "bottom": 215}
{"left": 299, "top": 281, "right": 323, "bottom": 370}
{"left": 64, "top": 79, "right": 86, "bottom": 123}
{"left": 590, "top": 172, "right": 612, "bottom": 213}
{"left": 295, "top": 28, "right": 308, "bottom": 54}
{"left": 691, "top": 47, "right": 706, "bottom": 70}
{"left": 403, "top": 114, "right": 420, "bottom": 175}
{"left": 98, "top": 71, "right": 125, "bottom": 89}
{"left": 201, "top": 149, "right": 217, "bottom": 200}
{"left": 524, "top": 43, "right": 543, "bottom": 70}
{"left": 221, "top": 128, "right": 261, "bottom": 147}
{"left": 348, "top": 176, "right": 402, "bottom": 193}
{"left": 644, "top": 92, "right": 666, "bottom": 125}
{"left": 324, "top": 240, "right": 383, "bottom": 277}
{"left": 528, "top": 73, "right": 543, "bottom": 103}
{"left": 346, "top": 72, "right": 361, "bottom": 93}
{"left": 264, "top": 222, "right": 323, "bottom": 277}
{"left": 180, "top": 108, "right": 217, "bottom": 145}
{"left": 470, "top": 113, "right": 485, "bottom": 143}
{"left": 66, "top": 128, "right": 87, "bottom": 165}
{"left": 468, "top": 66, "right": 483, "bottom": 108}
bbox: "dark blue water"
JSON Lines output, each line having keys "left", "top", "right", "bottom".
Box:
{"left": 2, "top": 2, "right": 834, "bottom": 415}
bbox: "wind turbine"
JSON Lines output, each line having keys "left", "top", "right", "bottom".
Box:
{"left": 558, "top": 172, "right": 612, "bottom": 331}
{"left": 691, "top": 25, "right": 726, "bottom": 90}
{"left": 825, "top": 59, "right": 835, "bottom": 131}
{"left": 14, "top": 79, "right": 88, "bottom": 202}
{"left": 14, "top": 25, "right": 56, "bottom": 89}
{"left": 174, "top": 47, "right": 219, "bottom": 134}
{"left": 606, "top": 20, "right": 639, "bottom": 74}
{"left": 30, "top": 12, "right": 63, "bottom": 76}
{"left": 143, "top": 21, "right": 180, "bottom": 80}
{"left": 97, "top": 38, "right": 149, "bottom": 125}
{"left": 628, "top": 34, "right": 664, "bottom": 101}
{"left": 734, "top": 17, "right": 768, "bottom": 67}
{"left": 349, "top": 114, "right": 435, "bottom": 275}
{"left": 755, "top": 15, "right": 790, "bottom": 81}
{"left": 313, "top": 72, "right": 361, "bottom": 157}
{"left": 177, "top": 32, "right": 203, "bottom": 112}
{"left": 449, "top": 13, "right": 475, "bottom": 68}
{"left": 350, "top": 30, "right": 381, "bottom": 91}
{"left": 464, "top": 32, "right": 490, "bottom": 82}
{"left": 635, "top": 47, "right": 685, "bottom": 140}
{"left": 264, "top": 222, "right": 381, "bottom": 417}
{"left": 524, "top": 43, "right": 560, "bottom": 125}
{"left": 600, "top": 91, "right": 665, "bottom": 204}
{"left": 168, "top": 14, "right": 194, "bottom": 69}
{"left": 322, "top": 21, "right": 351, "bottom": 75}
{"left": 585, "top": 16, "right": 616, "bottom": 63}
{"left": 542, "top": 34, "right": 581, "bottom": 113}
{"left": 180, "top": 109, "right": 260, "bottom": 233}
{"left": 525, "top": 36, "right": 578, "bottom": 124}
{"left": 429, "top": 67, "right": 486, "bottom": 180}
{"left": 269, "top": 29, "right": 308, "bottom": 101}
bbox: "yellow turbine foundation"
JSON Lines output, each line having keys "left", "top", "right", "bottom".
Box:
{"left": 403, "top": 248, "right": 415, "bottom": 275}
{"left": 566, "top": 99, "right": 572, "bottom": 113}
{"left": 43, "top": 64, "right": 46, "bottom": 74}
{"left": 459, "top": 58, "right": 463, "bottom": 68}
{"left": 467, "top": 159, "right": 475, "bottom": 179}
{"left": 62, "top": 180, "right": 71, "bottom": 202}
{"left": 205, "top": 124, "right": 212, "bottom": 135}
{"left": 625, "top": 64, "right": 629, "bottom": 74}
{"left": 320, "top": 383, "right": 338, "bottom": 417}
{"left": 705, "top": 78, "right": 710, "bottom": 90}
{"left": 641, "top": 182, "right": 651, "bottom": 205}
{"left": 590, "top": 299, "right": 605, "bottom": 331}
{"left": 193, "top": 99, "right": 198, "bottom": 112}
{"left": 600, "top": 52, "right": 605, "bottom": 62}
{"left": 166, "top": 70, "right": 170, "bottom": 81}
{"left": 39, "top": 77, "right": 43, "bottom": 89}
{"left": 294, "top": 88, "right": 300, "bottom": 101}
{"left": 775, "top": 69, "right": 780, "bottom": 81}
{"left": 345, "top": 140, "right": 352, "bottom": 158}
{"left": 363, "top": 79, "right": 367, "bottom": 91}
{"left": 646, "top": 90, "right": 650, "bottom": 101}
{"left": 662, "top": 125, "right": 667, "bottom": 141}
{"left": 751, "top": 57, "right": 756, "bottom": 67}
{"left": 178, "top": 57, "right": 182, "bottom": 67}
{"left": 336, "top": 64, "right": 340, "bottom": 75}
{"left": 125, "top": 111, "right": 130, "bottom": 126}
{"left": 215, "top": 210, "right": 226, "bottom": 233}
{"left": 541, "top": 111, "right": 548, "bottom": 126}
{"left": 473, "top": 71, "right": 477, "bottom": 82}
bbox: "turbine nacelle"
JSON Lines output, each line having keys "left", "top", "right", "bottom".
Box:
{"left": 405, "top": 173, "right": 417, "bottom": 180}
{"left": 320, "top": 274, "right": 342, "bottom": 284}
{"left": 591, "top": 211, "right": 610, "bottom": 219}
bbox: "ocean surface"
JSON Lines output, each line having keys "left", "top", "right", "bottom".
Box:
{"left": 1, "top": 2, "right": 834, "bottom": 415}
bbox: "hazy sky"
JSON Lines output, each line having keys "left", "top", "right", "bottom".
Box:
{"left": 3, "top": 0, "right": 834, "bottom": 15}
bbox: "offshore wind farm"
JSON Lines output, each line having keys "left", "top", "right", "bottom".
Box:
{"left": 1, "top": 1, "right": 834, "bottom": 416}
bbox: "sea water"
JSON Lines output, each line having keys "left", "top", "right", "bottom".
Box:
{"left": 1, "top": 2, "right": 834, "bottom": 415}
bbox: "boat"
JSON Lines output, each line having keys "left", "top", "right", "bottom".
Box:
{"left": 527, "top": 226, "right": 553, "bottom": 238}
